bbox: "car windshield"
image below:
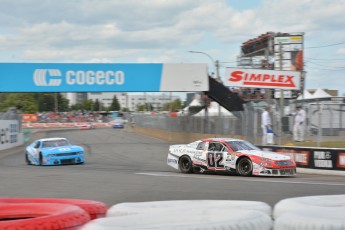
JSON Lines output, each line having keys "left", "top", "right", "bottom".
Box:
{"left": 226, "top": 141, "right": 260, "bottom": 151}
{"left": 42, "top": 139, "right": 70, "bottom": 148}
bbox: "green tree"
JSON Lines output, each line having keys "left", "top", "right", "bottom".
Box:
{"left": 1, "top": 93, "right": 38, "bottom": 113}
{"left": 136, "top": 104, "right": 145, "bottom": 112}
{"left": 162, "top": 99, "right": 182, "bottom": 112}
{"left": 57, "top": 93, "right": 69, "bottom": 112}
{"left": 109, "top": 95, "right": 121, "bottom": 111}
{"left": 81, "top": 99, "right": 95, "bottom": 111}
{"left": 94, "top": 99, "right": 101, "bottom": 111}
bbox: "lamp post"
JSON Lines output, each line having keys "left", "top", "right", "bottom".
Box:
{"left": 188, "top": 51, "right": 220, "bottom": 81}
{"left": 189, "top": 51, "right": 222, "bottom": 134}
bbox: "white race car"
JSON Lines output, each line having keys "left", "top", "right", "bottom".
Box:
{"left": 167, "top": 138, "right": 296, "bottom": 177}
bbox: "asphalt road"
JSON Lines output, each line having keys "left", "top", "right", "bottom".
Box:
{"left": 0, "top": 128, "right": 344, "bottom": 208}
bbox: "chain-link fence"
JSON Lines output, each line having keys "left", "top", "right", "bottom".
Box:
{"left": 132, "top": 101, "right": 345, "bottom": 146}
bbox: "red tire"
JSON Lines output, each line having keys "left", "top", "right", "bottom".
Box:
{"left": 0, "top": 198, "right": 108, "bottom": 220}
{"left": 0, "top": 203, "right": 90, "bottom": 229}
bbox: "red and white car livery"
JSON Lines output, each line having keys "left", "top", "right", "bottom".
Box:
{"left": 167, "top": 138, "right": 296, "bottom": 177}
{"left": 79, "top": 123, "right": 95, "bottom": 130}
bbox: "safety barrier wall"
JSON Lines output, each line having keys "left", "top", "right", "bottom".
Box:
{"left": 0, "top": 120, "right": 23, "bottom": 151}
{"left": 22, "top": 122, "right": 113, "bottom": 129}
{"left": 258, "top": 145, "right": 345, "bottom": 171}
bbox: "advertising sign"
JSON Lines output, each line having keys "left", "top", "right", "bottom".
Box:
{"left": 22, "top": 114, "right": 38, "bottom": 123}
{"left": 225, "top": 68, "right": 301, "bottom": 89}
{"left": 259, "top": 145, "right": 345, "bottom": 171}
{"left": 0, "top": 63, "right": 208, "bottom": 92}
{"left": 0, "top": 120, "right": 23, "bottom": 151}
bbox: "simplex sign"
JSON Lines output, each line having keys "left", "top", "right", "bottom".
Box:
{"left": 0, "top": 63, "right": 208, "bottom": 92}
{"left": 225, "top": 68, "right": 301, "bottom": 90}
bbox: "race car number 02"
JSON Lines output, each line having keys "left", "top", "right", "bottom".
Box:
{"left": 207, "top": 152, "right": 224, "bottom": 168}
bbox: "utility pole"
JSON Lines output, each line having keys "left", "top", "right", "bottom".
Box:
{"left": 279, "top": 43, "right": 284, "bottom": 145}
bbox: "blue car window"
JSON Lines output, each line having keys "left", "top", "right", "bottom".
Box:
{"left": 34, "top": 141, "right": 40, "bottom": 148}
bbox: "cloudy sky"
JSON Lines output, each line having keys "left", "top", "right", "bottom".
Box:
{"left": 1, "top": 0, "right": 345, "bottom": 96}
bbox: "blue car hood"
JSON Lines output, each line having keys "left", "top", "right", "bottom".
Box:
{"left": 41, "top": 145, "right": 83, "bottom": 154}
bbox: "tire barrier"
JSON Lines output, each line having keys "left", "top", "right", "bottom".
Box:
{"left": 0, "top": 198, "right": 108, "bottom": 220}
{"left": 273, "top": 195, "right": 345, "bottom": 229}
{"left": 0, "top": 203, "right": 90, "bottom": 230}
{"left": 106, "top": 200, "right": 272, "bottom": 217}
{"left": 82, "top": 209, "right": 272, "bottom": 230}
{"left": 89, "top": 200, "right": 273, "bottom": 230}
{"left": 273, "top": 194, "right": 345, "bottom": 219}
{"left": 274, "top": 209, "right": 345, "bottom": 230}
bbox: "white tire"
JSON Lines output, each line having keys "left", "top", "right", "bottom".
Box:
{"left": 82, "top": 209, "right": 272, "bottom": 230}
{"left": 107, "top": 200, "right": 272, "bottom": 217}
{"left": 273, "top": 194, "right": 345, "bottom": 219}
{"left": 274, "top": 209, "right": 345, "bottom": 230}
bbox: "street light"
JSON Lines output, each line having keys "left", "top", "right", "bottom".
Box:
{"left": 188, "top": 51, "right": 220, "bottom": 81}
{"left": 188, "top": 50, "right": 222, "bottom": 133}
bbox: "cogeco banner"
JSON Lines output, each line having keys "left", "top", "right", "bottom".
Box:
{"left": 225, "top": 68, "right": 301, "bottom": 89}
{"left": 0, "top": 63, "right": 208, "bottom": 92}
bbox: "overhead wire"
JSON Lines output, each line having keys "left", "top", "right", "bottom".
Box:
{"left": 305, "top": 41, "right": 345, "bottom": 49}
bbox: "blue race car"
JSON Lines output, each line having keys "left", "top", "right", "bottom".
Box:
{"left": 25, "top": 137, "right": 85, "bottom": 166}
{"left": 111, "top": 118, "right": 124, "bottom": 129}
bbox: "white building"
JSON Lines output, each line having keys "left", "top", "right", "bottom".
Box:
{"left": 87, "top": 92, "right": 180, "bottom": 111}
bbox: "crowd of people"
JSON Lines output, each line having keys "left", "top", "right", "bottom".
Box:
{"left": 35, "top": 111, "right": 102, "bottom": 123}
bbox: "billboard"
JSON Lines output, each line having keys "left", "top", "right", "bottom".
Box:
{"left": 0, "top": 63, "right": 208, "bottom": 92}
{"left": 274, "top": 34, "right": 304, "bottom": 98}
{"left": 225, "top": 68, "right": 301, "bottom": 89}
{"left": 274, "top": 35, "right": 304, "bottom": 71}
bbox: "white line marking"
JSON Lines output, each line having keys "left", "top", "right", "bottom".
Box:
{"left": 135, "top": 172, "right": 345, "bottom": 186}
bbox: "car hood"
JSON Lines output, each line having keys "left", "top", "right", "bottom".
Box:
{"left": 237, "top": 150, "right": 290, "bottom": 160}
{"left": 42, "top": 145, "right": 83, "bottom": 153}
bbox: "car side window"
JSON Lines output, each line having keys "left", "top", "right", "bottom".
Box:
{"left": 34, "top": 141, "right": 40, "bottom": 148}
{"left": 196, "top": 142, "right": 205, "bottom": 150}
{"left": 209, "top": 142, "right": 225, "bottom": 151}
{"left": 208, "top": 143, "right": 215, "bottom": 151}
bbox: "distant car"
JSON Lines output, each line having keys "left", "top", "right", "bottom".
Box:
{"left": 111, "top": 118, "right": 124, "bottom": 129}
{"left": 25, "top": 137, "right": 85, "bottom": 166}
{"left": 79, "top": 123, "right": 95, "bottom": 130}
{"left": 167, "top": 138, "right": 296, "bottom": 177}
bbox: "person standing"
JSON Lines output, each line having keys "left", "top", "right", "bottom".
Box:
{"left": 293, "top": 104, "right": 306, "bottom": 142}
{"left": 261, "top": 105, "right": 272, "bottom": 145}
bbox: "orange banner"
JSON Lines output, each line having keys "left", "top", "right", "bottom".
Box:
{"left": 22, "top": 114, "right": 38, "bottom": 122}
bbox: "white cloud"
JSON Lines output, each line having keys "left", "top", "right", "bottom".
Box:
{"left": 0, "top": 0, "right": 345, "bottom": 95}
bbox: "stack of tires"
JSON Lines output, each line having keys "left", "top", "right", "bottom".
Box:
{"left": 81, "top": 200, "right": 273, "bottom": 230}
{"left": 273, "top": 194, "right": 345, "bottom": 229}
{"left": 81, "top": 195, "right": 345, "bottom": 229}
{"left": 0, "top": 198, "right": 108, "bottom": 229}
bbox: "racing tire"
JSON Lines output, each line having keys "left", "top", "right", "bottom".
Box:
{"left": 25, "top": 152, "right": 31, "bottom": 165}
{"left": 0, "top": 198, "right": 108, "bottom": 220}
{"left": 236, "top": 157, "right": 253, "bottom": 177}
{"left": 179, "top": 155, "right": 193, "bottom": 174}
{"left": 0, "top": 203, "right": 90, "bottom": 229}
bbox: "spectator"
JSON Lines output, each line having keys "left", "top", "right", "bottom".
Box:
{"left": 261, "top": 105, "right": 272, "bottom": 145}
{"left": 293, "top": 104, "right": 306, "bottom": 142}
